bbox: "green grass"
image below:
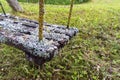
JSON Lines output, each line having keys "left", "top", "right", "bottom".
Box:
{"left": 0, "top": 0, "right": 120, "bottom": 80}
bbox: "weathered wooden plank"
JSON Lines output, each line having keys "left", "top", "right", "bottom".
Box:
{"left": 0, "top": 14, "right": 79, "bottom": 65}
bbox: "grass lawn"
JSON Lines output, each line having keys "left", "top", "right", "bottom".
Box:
{"left": 0, "top": 0, "right": 120, "bottom": 80}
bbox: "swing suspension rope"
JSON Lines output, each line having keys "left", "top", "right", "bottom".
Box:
{"left": 67, "top": 0, "right": 74, "bottom": 28}
{"left": 39, "top": 0, "right": 44, "bottom": 41}
{"left": 39, "top": 0, "right": 74, "bottom": 41}
{"left": 0, "top": 1, "right": 6, "bottom": 16}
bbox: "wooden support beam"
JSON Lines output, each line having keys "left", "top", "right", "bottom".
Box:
{"left": 67, "top": 0, "right": 74, "bottom": 28}
{"left": 6, "top": 0, "right": 23, "bottom": 12}
{"left": 39, "top": 0, "right": 44, "bottom": 41}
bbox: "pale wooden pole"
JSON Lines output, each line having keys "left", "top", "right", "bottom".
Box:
{"left": 67, "top": 0, "right": 74, "bottom": 28}
{"left": 39, "top": 0, "right": 44, "bottom": 41}
{"left": 6, "top": 0, "right": 23, "bottom": 12}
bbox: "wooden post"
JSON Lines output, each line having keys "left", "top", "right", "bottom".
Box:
{"left": 67, "top": 0, "right": 74, "bottom": 28}
{"left": 39, "top": 0, "right": 44, "bottom": 41}
{"left": 6, "top": 0, "right": 23, "bottom": 12}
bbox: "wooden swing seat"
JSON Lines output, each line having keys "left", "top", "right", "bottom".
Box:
{"left": 0, "top": 14, "right": 78, "bottom": 65}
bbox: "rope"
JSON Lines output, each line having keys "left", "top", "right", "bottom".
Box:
{"left": 0, "top": 1, "right": 6, "bottom": 16}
